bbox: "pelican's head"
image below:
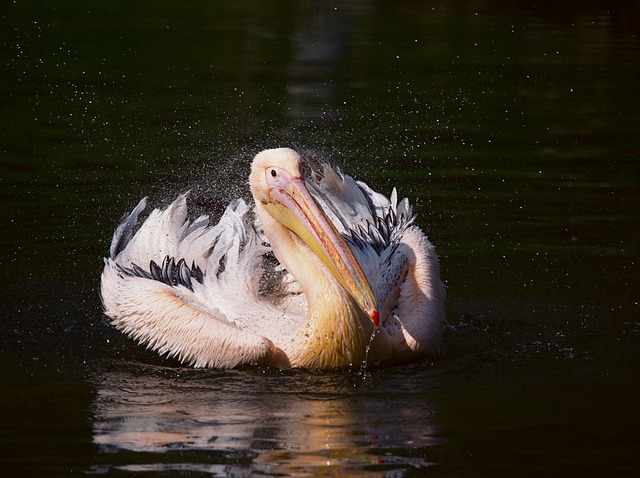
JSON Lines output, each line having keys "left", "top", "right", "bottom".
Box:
{"left": 250, "top": 148, "right": 379, "bottom": 327}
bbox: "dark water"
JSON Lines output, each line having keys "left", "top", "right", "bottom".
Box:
{"left": 2, "top": 1, "right": 639, "bottom": 476}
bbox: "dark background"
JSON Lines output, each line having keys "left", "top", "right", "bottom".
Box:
{"left": 2, "top": 1, "right": 639, "bottom": 476}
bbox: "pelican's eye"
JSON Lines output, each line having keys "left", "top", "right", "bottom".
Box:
{"left": 266, "top": 166, "right": 291, "bottom": 188}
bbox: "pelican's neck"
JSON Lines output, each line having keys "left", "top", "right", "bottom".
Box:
{"left": 255, "top": 203, "right": 390, "bottom": 369}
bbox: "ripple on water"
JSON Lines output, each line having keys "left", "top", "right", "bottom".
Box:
{"left": 89, "top": 362, "right": 444, "bottom": 475}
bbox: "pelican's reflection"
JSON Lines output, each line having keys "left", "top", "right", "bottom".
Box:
{"left": 91, "top": 365, "right": 441, "bottom": 474}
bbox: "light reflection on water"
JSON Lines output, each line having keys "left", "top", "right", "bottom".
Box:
{"left": 90, "top": 365, "right": 441, "bottom": 475}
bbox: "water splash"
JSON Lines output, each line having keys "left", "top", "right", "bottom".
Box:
{"left": 359, "top": 326, "right": 380, "bottom": 377}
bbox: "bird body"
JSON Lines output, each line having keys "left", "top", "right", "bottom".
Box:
{"left": 101, "top": 148, "right": 445, "bottom": 370}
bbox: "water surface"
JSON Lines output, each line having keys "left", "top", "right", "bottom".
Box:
{"left": 2, "top": 1, "right": 639, "bottom": 476}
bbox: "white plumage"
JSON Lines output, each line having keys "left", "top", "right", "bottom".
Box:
{"left": 101, "top": 148, "right": 445, "bottom": 370}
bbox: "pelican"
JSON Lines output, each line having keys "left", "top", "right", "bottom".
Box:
{"left": 100, "top": 148, "right": 445, "bottom": 370}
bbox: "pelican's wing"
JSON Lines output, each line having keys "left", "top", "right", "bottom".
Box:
{"left": 305, "top": 161, "right": 377, "bottom": 237}
{"left": 100, "top": 194, "right": 282, "bottom": 368}
{"left": 372, "top": 227, "right": 446, "bottom": 361}
{"left": 304, "top": 161, "right": 413, "bottom": 281}
{"left": 305, "top": 160, "right": 445, "bottom": 360}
